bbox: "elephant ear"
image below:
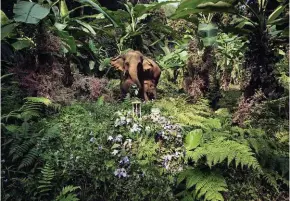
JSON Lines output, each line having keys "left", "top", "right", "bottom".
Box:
{"left": 143, "top": 57, "right": 157, "bottom": 70}
{"left": 111, "top": 55, "right": 125, "bottom": 71}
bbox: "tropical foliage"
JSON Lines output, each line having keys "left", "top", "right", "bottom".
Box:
{"left": 1, "top": 0, "right": 289, "bottom": 201}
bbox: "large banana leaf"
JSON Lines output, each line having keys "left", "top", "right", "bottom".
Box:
{"left": 13, "top": 1, "right": 50, "bottom": 24}
{"left": 133, "top": 1, "right": 179, "bottom": 18}
{"left": 172, "top": 0, "right": 235, "bottom": 19}
{"left": 268, "top": 4, "right": 287, "bottom": 24}
{"left": 77, "top": 0, "right": 118, "bottom": 27}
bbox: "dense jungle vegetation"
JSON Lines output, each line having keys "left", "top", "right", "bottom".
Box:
{"left": 1, "top": 0, "right": 289, "bottom": 200}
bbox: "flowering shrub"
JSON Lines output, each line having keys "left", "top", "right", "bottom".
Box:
{"left": 32, "top": 102, "right": 181, "bottom": 200}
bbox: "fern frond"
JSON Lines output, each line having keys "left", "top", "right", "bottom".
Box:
{"left": 55, "top": 185, "right": 80, "bottom": 201}
{"left": 18, "top": 148, "right": 39, "bottom": 169}
{"left": 24, "top": 97, "right": 52, "bottom": 106}
{"left": 186, "top": 137, "right": 262, "bottom": 172}
{"left": 179, "top": 168, "right": 227, "bottom": 201}
{"left": 38, "top": 163, "right": 55, "bottom": 195}
{"left": 10, "top": 140, "right": 35, "bottom": 161}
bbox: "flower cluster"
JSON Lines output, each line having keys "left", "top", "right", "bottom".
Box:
{"left": 162, "top": 152, "right": 183, "bottom": 170}
{"left": 143, "top": 108, "right": 185, "bottom": 172}
{"left": 114, "top": 111, "right": 133, "bottom": 127}
{"left": 107, "top": 134, "right": 123, "bottom": 143}
{"left": 147, "top": 108, "right": 183, "bottom": 144}
{"left": 114, "top": 168, "right": 128, "bottom": 178}
{"left": 114, "top": 110, "right": 142, "bottom": 133}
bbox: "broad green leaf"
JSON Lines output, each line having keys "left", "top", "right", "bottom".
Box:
{"left": 236, "top": 20, "right": 255, "bottom": 29}
{"left": 278, "top": 49, "right": 285, "bottom": 55}
{"left": 78, "top": 0, "right": 118, "bottom": 27}
{"left": 1, "top": 23, "right": 17, "bottom": 40}
{"left": 99, "top": 58, "right": 111, "bottom": 71}
{"left": 111, "top": 144, "right": 120, "bottom": 149}
{"left": 77, "top": 13, "right": 105, "bottom": 20}
{"left": 89, "top": 60, "right": 95, "bottom": 70}
{"left": 88, "top": 39, "right": 97, "bottom": 54}
{"left": 54, "top": 22, "right": 67, "bottom": 30}
{"left": 13, "top": 1, "right": 50, "bottom": 24}
{"left": 75, "top": 19, "right": 96, "bottom": 35}
{"left": 268, "top": 5, "right": 286, "bottom": 24}
{"left": 185, "top": 129, "right": 203, "bottom": 150}
{"left": 1, "top": 10, "right": 9, "bottom": 25}
{"left": 57, "top": 30, "right": 77, "bottom": 53}
{"left": 60, "top": 0, "right": 69, "bottom": 18}
{"left": 11, "top": 38, "right": 34, "bottom": 50}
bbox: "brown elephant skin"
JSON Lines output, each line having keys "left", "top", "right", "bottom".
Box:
{"left": 110, "top": 50, "right": 161, "bottom": 101}
{"left": 143, "top": 80, "right": 157, "bottom": 101}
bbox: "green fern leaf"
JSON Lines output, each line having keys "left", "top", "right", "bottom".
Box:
{"left": 181, "top": 169, "right": 227, "bottom": 201}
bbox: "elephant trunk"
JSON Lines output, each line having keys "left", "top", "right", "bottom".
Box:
{"left": 129, "top": 65, "right": 141, "bottom": 89}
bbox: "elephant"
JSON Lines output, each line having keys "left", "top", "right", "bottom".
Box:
{"left": 120, "top": 78, "right": 138, "bottom": 99}
{"left": 143, "top": 80, "right": 157, "bottom": 100}
{"left": 110, "top": 50, "right": 161, "bottom": 101}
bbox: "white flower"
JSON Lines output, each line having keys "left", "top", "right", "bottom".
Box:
{"left": 107, "top": 136, "right": 114, "bottom": 141}
{"left": 111, "top": 149, "right": 119, "bottom": 155}
{"left": 76, "top": 156, "right": 80, "bottom": 161}
{"left": 164, "top": 155, "right": 172, "bottom": 161}
{"left": 115, "top": 134, "right": 123, "bottom": 142}
{"left": 90, "top": 137, "right": 96, "bottom": 143}
{"left": 126, "top": 118, "right": 132, "bottom": 124}
{"left": 114, "top": 168, "right": 127, "bottom": 178}
{"left": 130, "top": 123, "right": 141, "bottom": 133}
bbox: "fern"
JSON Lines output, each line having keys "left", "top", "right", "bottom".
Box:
{"left": 186, "top": 137, "right": 262, "bottom": 172}
{"left": 55, "top": 185, "right": 80, "bottom": 201}
{"left": 178, "top": 168, "right": 227, "bottom": 201}
{"left": 154, "top": 98, "right": 214, "bottom": 129}
{"left": 37, "top": 163, "right": 55, "bottom": 196}
{"left": 2, "top": 97, "right": 55, "bottom": 122}
{"left": 18, "top": 147, "right": 39, "bottom": 169}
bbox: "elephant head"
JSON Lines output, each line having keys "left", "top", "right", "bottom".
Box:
{"left": 111, "top": 50, "right": 161, "bottom": 100}
{"left": 111, "top": 51, "right": 144, "bottom": 88}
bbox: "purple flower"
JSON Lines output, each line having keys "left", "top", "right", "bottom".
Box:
{"left": 114, "top": 168, "right": 127, "bottom": 178}
{"left": 115, "top": 134, "right": 123, "bottom": 142}
{"left": 119, "top": 156, "right": 130, "bottom": 165}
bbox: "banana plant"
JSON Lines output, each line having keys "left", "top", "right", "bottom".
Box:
{"left": 172, "top": 0, "right": 289, "bottom": 99}
{"left": 106, "top": 1, "right": 179, "bottom": 53}
{"left": 157, "top": 39, "right": 189, "bottom": 83}
{"left": 215, "top": 33, "right": 247, "bottom": 90}
{"left": 1, "top": 9, "right": 35, "bottom": 51}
